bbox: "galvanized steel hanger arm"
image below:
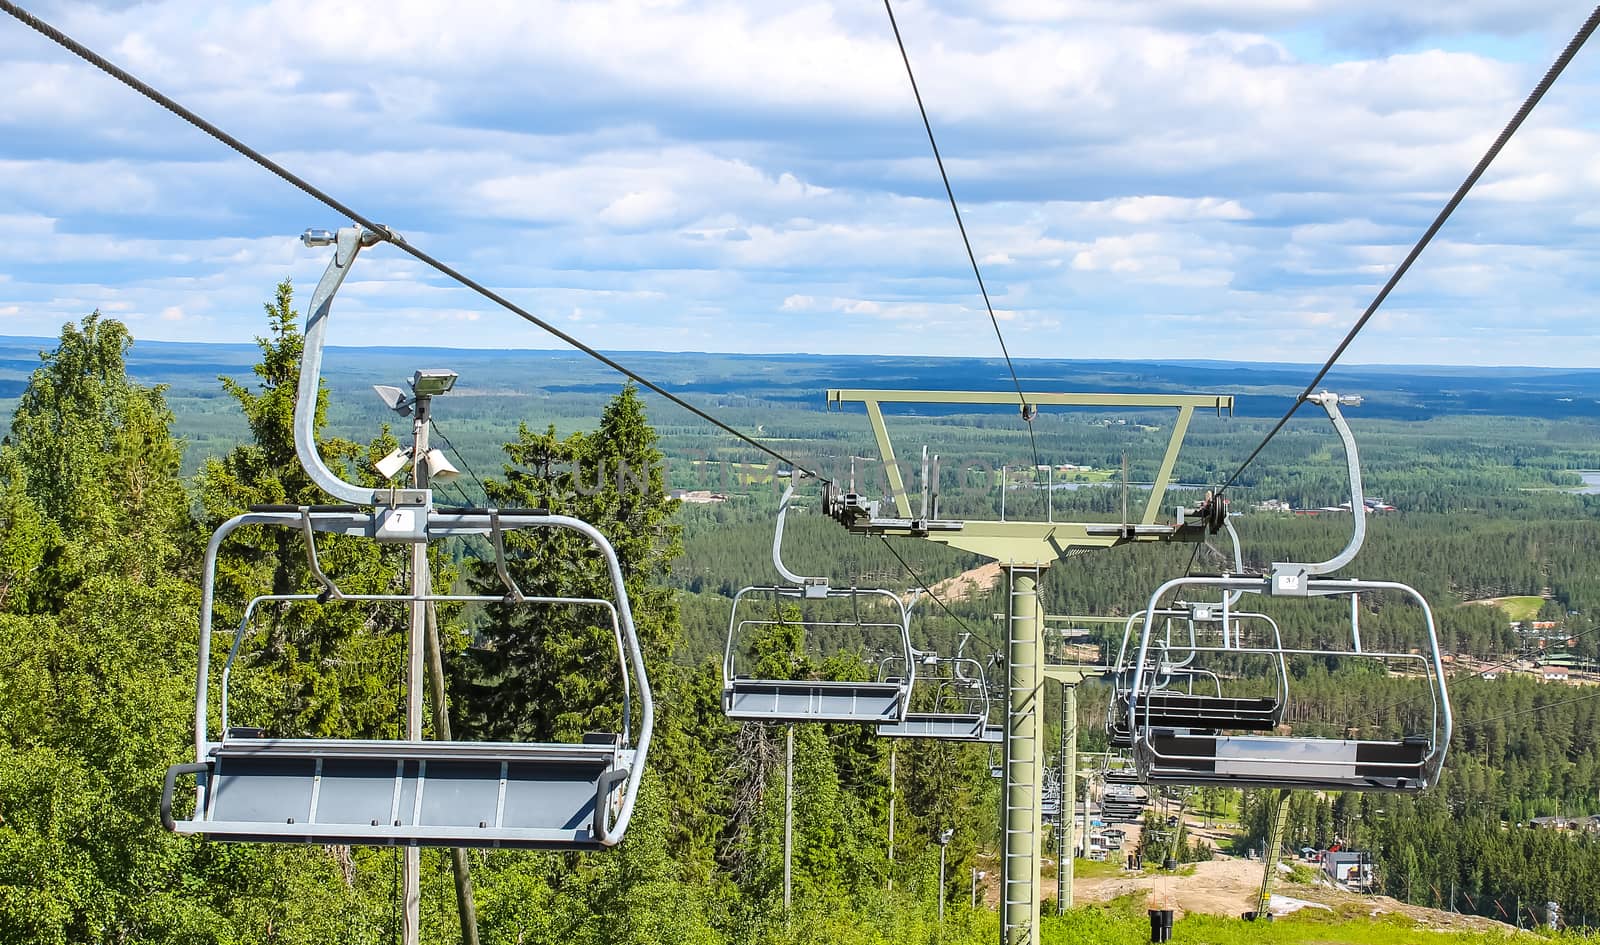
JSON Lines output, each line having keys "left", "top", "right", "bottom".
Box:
{"left": 295, "top": 225, "right": 426, "bottom": 510}
{"left": 1268, "top": 391, "right": 1366, "bottom": 594}
{"left": 772, "top": 472, "right": 829, "bottom": 595}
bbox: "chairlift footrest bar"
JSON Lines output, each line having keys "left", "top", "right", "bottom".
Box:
{"left": 877, "top": 712, "right": 988, "bottom": 741}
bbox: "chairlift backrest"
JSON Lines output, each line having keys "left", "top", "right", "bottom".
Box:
{"left": 1107, "top": 605, "right": 1288, "bottom": 747}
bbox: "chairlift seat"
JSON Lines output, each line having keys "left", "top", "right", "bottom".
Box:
{"left": 167, "top": 737, "right": 634, "bottom": 848}
{"left": 1140, "top": 731, "right": 1432, "bottom": 792}
{"left": 723, "top": 677, "right": 908, "bottom": 724}
{"left": 1138, "top": 693, "right": 1281, "bottom": 731}
{"left": 877, "top": 712, "right": 988, "bottom": 741}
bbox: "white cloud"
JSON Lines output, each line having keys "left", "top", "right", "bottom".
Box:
{"left": 0, "top": 0, "right": 1596, "bottom": 364}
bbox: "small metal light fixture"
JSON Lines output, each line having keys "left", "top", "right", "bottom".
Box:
{"left": 373, "top": 385, "right": 413, "bottom": 418}
{"left": 410, "top": 369, "right": 458, "bottom": 397}
{"left": 372, "top": 370, "right": 460, "bottom": 484}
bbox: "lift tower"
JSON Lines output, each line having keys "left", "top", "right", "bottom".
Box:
{"left": 823, "top": 389, "right": 1231, "bottom": 945}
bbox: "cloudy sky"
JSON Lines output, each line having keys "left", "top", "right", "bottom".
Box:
{"left": 1, "top": 1, "right": 1598, "bottom": 366}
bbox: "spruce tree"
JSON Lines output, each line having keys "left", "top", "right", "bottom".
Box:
{"left": 456, "top": 383, "right": 682, "bottom": 742}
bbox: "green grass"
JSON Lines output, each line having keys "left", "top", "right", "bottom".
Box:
{"left": 1040, "top": 895, "right": 1531, "bottom": 945}
{"left": 1488, "top": 596, "right": 1546, "bottom": 622}
{"left": 1073, "top": 857, "right": 1137, "bottom": 879}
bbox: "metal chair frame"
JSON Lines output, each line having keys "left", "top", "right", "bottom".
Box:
{"left": 1107, "top": 606, "right": 1288, "bottom": 747}
{"left": 877, "top": 632, "right": 995, "bottom": 741}
{"left": 721, "top": 474, "right": 916, "bottom": 723}
{"left": 1128, "top": 575, "right": 1449, "bottom": 792}
{"left": 163, "top": 507, "right": 653, "bottom": 849}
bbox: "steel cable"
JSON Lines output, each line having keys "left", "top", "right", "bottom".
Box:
{"left": 878, "top": 536, "right": 1002, "bottom": 656}
{"left": 1215, "top": 4, "right": 1600, "bottom": 498}
{"left": 882, "top": 0, "right": 1041, "bottom": 471}
{"left": 0, "top": 0, "right": 827, "bottom": 482}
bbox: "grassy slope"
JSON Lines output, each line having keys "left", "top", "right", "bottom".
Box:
{"left": 1041, "top": 896, "right": 1531, "bottom": 945}
{"left": 1496, "top": 596, "right": 1547, "bottom": 623}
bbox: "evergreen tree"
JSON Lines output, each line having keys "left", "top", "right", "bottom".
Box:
{"left": 0, "top": 316, "right": 206, "bottom": 939}
{"left": 456, "top": 383, "right": 682, "bottom": 742}
{"left": 197, "top": 280, "right": 408, "bottom": 739}
{"left": 0, "top": 314, "right": 188, "bottom": 613}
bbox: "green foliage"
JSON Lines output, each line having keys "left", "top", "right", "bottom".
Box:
{"left": 0, "top": 314, "right": 189, "bottom": 613}
{"left": 197, "top": 280, "right": 409, "bottom": 739}
{"left": 0, "top": 316, "right": 203, "bottom": 941}
{"left": 456, "top": 382, "right": 683, "bottom": 742}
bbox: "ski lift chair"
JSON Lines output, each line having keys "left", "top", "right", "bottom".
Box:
{"left": 1041, "top": 765, "right": 1063, "bottom": 822}
{"left": 162, "top": 228, "right": 655, "bottom": 848}
{"left": 1100, "top": 784, "right": 1147, "bottom": 824}
{"left": 877, "top": 633, "right": 994, "bottom": 740}
{"left": 1106, "top": 519, "right": 1287, "bottom": 745}
{"left": 1107, "top": 607, "right": 1288, "bottom": 747}
{"left": 164, "top": 506, "right": 652, "bottom": 849}
{"left": 1126, "top": 393, "right": 1451, "bottom": 793}
{"left": 722, "top": 474, "right": 914, "bottom": 723}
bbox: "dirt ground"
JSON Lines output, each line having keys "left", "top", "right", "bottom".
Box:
{"left": 924, "top": 561, "right": 1003, "bottom": 602}
{"left": 1072, "top": 855, "right": 1518, "bottom": 934}
{"left": 971, "top": 811, "right": 1518, "bottom": 935}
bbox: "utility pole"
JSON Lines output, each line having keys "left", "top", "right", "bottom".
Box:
{"left": 402, "top": 386, "right": 432, "bottom": 945}
{"left": 887, "top": 745, "right": 897, "bottom": 890}
{"left": 784, "top": 724, "right": 794, "bottom": 919}
{"left": 1081, "top": 771, "right": 1091, "bottom": 860}
{"left": 938, "top": 828, "right": 954, "bottom": 925}
{"left": 386, "top": 369, "right": 478, "bottom": 945}
{"left": 426, "top": 603, "right": 480, "bottom": 945}
{"left": 1055, "top": 681, "right": 1075, "bottom": 914}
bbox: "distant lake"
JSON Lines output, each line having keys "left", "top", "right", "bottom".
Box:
{"left": 1576, "top": 471, "right": 1600, "bottom": 495}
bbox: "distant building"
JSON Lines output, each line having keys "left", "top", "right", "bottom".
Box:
{"left": 1323, "top": 851, "right": 1374, "bottom": 889}
{"left": 1542, "top": 666, "right": 1570, "bottom": 683}
{"left": 670, "top": 490, "right": 729, "bottom": 504}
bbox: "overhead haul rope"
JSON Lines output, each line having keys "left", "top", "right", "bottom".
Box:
{"left": 0, "top": 0, "right": 826, "bottom": 483}
{"left": 1367, "top": 620, "right": 1600, "bottom": 722}
{"left": 1469, "top": 686, "right": 1600, "bottom": 727}
{"left": 1214, "top": 4, "right": 1600, "bottom": 498}
{"left": 882, "top": 0, "right": 1041, "bottom": 472}
{"left": 878, "top": 536, "right": 1002, "bottom": 656}
{"left": 426, "top": 418, "right": 490, "bottom": 498}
